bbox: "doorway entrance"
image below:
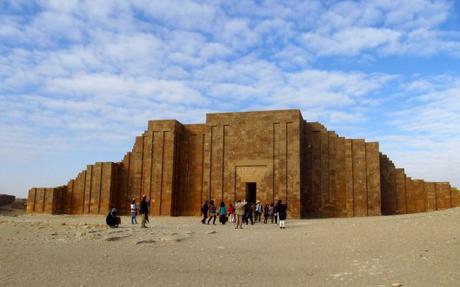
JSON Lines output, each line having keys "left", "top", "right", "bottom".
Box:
{"left": 245, "top": 182, "right": 257, "bottom": 203}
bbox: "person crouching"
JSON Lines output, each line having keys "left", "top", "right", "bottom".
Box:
{"left": 106, "top": 208, "right": 121, "bottom": 228}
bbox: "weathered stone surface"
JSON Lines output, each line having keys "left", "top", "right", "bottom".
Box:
{"left": 27, "top": 109, "right": 459, "bottom": 218}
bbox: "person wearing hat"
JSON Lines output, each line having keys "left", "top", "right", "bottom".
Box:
{"left": 139, "top": 194, "right": 149, "bottom": 228}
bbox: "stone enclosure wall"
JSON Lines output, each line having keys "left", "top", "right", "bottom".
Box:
{"left": 27, "top": 109, "right": 460, "bottom": 218}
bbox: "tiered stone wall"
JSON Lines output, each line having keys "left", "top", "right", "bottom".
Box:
{"left": 27, "top": 162, "right": 118, "bottom": 215}
{"left": 302, "top": 122, "right": 381, "bottom": 218}
{"left": 115, "top": 120, "right": 180, "bottom": 216}
{"left": 27, "top": 109, "right": 460, "bottom": 218}
{"left": 379, "top": 154, "right": 460, "bottom": 214}
{"left": 27, "top": 186, "right": 66, "bottom": 214}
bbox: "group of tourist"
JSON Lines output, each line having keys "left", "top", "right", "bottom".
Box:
{"left": 106, "top": 194, "right": 153, "bottom": 228}
{"left": 106, "top": 197, "right": 287, "bottom": 230}
{"left": 201, "top": 199, "right": 288, "bottom": 229}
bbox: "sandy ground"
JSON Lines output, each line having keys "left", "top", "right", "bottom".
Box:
{"left": 1, "top": 208, "right": 460, "bottom": 287}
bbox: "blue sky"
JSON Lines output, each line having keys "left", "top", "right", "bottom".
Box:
{"left": 1, "top": 0, "right": 460, "bottom": 197}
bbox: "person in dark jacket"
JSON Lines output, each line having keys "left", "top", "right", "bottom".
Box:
{"left": 277, "top": 200, "right": 287, "bottom": 229}
{"left": 201, "top": 200, "right": 209, "bottom": 224}
{"left": 207, "top": 200, "right": 217, "bottom": 225}
{"left": 106, "top": 208, "right": 120, "bottom": 228}
{"left": 140, "top": 195, "right": 149, "bottom": 228}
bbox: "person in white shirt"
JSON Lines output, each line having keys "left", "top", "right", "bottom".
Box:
{"left": 130, "top": 198, "right": 138, "bottom": 224}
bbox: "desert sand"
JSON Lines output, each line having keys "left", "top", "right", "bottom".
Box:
{"left": 1, "top": 208, "right": 459, "bottom": 287}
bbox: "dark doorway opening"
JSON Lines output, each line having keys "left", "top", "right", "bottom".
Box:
{"left": 245, "top": 182, "right": 256, "bottom": 203}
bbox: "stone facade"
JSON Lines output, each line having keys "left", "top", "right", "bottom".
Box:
{"left": 27, "top": 109, "right": 460, "bottom": 218}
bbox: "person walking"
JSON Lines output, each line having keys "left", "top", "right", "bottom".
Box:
{"left": 139, "top": 195, "right": 149, "bottom": 228}
{"left": 130, "top": 198, "right": 138, "bottom": 224}
{"left": 219, "top": 201, "right": 227, "bottom": 225}
{"left": 277, "top": 200, "right": 287, "bottom": 229}
{"left": 207, "top": 200, "right": 217, "bottom": 225}
{"left": 269, "top": 203, "right": 275, "bottom": 223}
{"left": 234, "top": 199, "right": 246, "bottom": 229}
{"left": 201, "top": 200, "right": 209, "bottom": 224}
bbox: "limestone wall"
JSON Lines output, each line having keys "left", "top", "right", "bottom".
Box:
{"left": 201, "top": 110, "right": 303, "bottom": 218}
{"left": 28, "top": 162, "right": 118, "bottom": 215}
{"left": 379, "top": 153, "right": 460, "bottom": 214}
{"left": 27, "top": 109, "right": 460, "bottom": 218}
{"left": 27, "top": 186, "right": 66, "bottom": 214}
{"left": 302, "top": 122, "right": 381, "bottom": 217}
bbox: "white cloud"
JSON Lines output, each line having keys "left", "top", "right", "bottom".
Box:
{"left": 1, "top": 0, "right": 460, "bottom": 196}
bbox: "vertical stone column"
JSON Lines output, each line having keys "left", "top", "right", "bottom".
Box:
{"left": 90, "top": 163, "right": 102, "bottom": 214}
{"left": 395, "top": 169, "right": 407, "bottom": 214}
{"left": 405, "top": 178, "right": 416, "bottom": 213}
{"left": 64, "top": 180, "right": 74, "bottom": 214}
{"left": 310, "top": 126, "right": 322, "bottom": 216}
{"left": 424, "top": 182, "right": 436, "bottom": 212}
{"left": 118, "top": 153, "right": 131, "bottom": 214}
{"left": 435, "top": 182, "right": 451, "bottom": 210}
{"left": 27, "top": 188, "right": 36, "bottom": 213}
{"left": 84, "top": 165, "right": 93, "bottom": 214}
{"left": 319, "top": 128, "right": 329, "bottom": 217}
{"left": 142, "top": 132, "right": 154, "bottom": 209}
{"left": 414, "top": 180, "right": 426, "bottom": 213}
{"left": 100, "top": 163, "right": 115, "bottom": 214}
{"left": 352, "top": 139, "right": 367, "bottom": 216}
{"left": 327, "top": 132, "right": 337, "bottom": 216}
{"left": 132, "top": 136, "right": 144, "bottom": 205}
{"left": 335, "top": 137, "right": 347, "bottom": 217}
{"left": 344, "top": 139, "right": 354, "bottom": 217}
{"left": 44, "top": 188, "right": 54, "bottom": 214}
{"left": 366, "top": 142, "right": 381, "bottom": 216}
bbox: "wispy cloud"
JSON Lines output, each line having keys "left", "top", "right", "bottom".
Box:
{"left": 1, "top": 0, "right": 459, "bottom": 196}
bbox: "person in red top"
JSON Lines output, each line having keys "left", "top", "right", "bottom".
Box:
{"left": 227, "top": 204, "right": 235, "bottom": 223}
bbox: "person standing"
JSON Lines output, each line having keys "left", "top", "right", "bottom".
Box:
{"left": 227, "top": 204, "right": 235, "bottom": 223}
{"left": 269, "top": 203, "right": 274, "bottom": 223}
{"left": 273, "top": 201, "right": 279, "bottom": 224}
{"left": 234, "top": 199, "right": 246, "bottom": 229}
{"left": 255, "top": 201, "right": 262, "bottom": 222}
{"left": 263, "top": 203, "right": 269, "bottom": 224}
{"left": 219, "top": 201, "right": 227, "bottom": 225}
{"left": 130, "top": 198, "right": 138, "bottom": 224}
{"left": 207, "top": 200, "right": 217, "bottom": 225}
{"left": 277, "top": 200, "right": 287, "bottom": 229}
{"left": 201, "top": 200, "right": 209, "bottom": 224}
{"left": 140, "top": 195, "right": 149, "bottom": 228}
